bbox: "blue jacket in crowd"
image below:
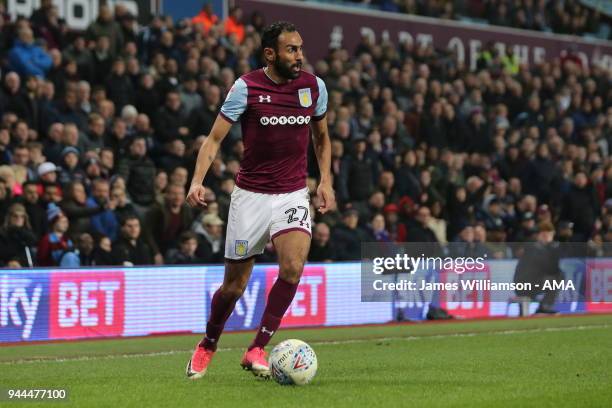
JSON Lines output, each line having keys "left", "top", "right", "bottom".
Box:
{"left": 8, "top": 40, "right": 53, "bottom": 78}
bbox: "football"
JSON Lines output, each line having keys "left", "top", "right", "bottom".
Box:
{"left": 269, "top": 339, "right": 318, "bottom": 385}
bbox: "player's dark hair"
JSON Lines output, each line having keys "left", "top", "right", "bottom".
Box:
{"left": 261, "top": 21, "right": 297, "bottom": 52}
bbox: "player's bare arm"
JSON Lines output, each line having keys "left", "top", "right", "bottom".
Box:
{"left": 186, "top": 116, "right": 232, "bottom": 208}
{"left": 311, "top": 116, "right": 336, "bottom": 214}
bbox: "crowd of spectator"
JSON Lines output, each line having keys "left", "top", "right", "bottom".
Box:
{"left": 0, "top": 2, "right": 610, "bottom": 268}
{"left": 345, "top": 0, "right": 606, "bottom": 37}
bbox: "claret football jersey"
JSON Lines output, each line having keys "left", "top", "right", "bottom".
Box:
{"left": 219, "top": 68, "right": 328, "bottom": 193}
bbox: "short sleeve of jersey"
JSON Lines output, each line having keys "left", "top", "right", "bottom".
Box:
{"left": 313, "top": 76, "right": 328, "bottom": 120}
{"left": 220, "top": 78, "right": 248, "bottom": 123}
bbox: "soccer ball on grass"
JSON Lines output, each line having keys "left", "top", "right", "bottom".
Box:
{"left": 268, "top": 339, "right": 317, "bottom": 385}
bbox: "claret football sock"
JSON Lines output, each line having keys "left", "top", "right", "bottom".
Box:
{"left": 249, "top": 277, "right": 299, "bottom": 350}
{"left": 200, "top": 288, "right": 239, "bottom": 351}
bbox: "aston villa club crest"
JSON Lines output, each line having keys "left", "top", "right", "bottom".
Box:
{"left": 235, "top": 240, "right": 248, "bottom": 256}
{"left": 298, "top": 88, "right": 312, "bottom": 107}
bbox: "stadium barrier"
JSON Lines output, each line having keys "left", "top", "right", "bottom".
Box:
{"left": 237, "top": 0, "right": 612, "bottom": 70}
{"left": 11, "top": 0, "right": 609, "bottom": 67}
{"left": 1, "top": 260, "right": 611, "bottom": 343}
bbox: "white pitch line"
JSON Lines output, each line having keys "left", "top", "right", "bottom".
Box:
{"left": 1, "top": 324, "right": 609, "bottom": 365}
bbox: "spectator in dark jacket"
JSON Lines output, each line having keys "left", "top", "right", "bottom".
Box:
{"left": 378, "top": 171, "right": 401, "bottom": 205}
{"left": 85, "top": 4, "right": 123, "bottom": 56}
{"left": 309, "top": 222, "right": 336, "bottom": 262}
{"left": 60, "top": 180, "right": 103, "bottom": 238}
{"left": 57, "top": 90, "right": 87, "bottom": 131}
{"left": 105, "top": 58, "right": 134, "bottom": 112}
{"left": 63, "top": 35, "right": 94, "bottom": 82}
{"left": 421, "top": 101, "right": 448, "bottom": 148}
{"left": 116, "top": 135, "right": 156, "bottom": 212}
{"left": 29, "top": 0, "right": 53, "bottom": 28}
{"left": 339, "top": 138, "right": 379, "bottom": 203}
{"left": 154, "top": 58, "right": 181, "bottom": 100}
{"left": 17, "top": 180, "right": 47, "bottom": 238}
{"left": 497, "top": 145, "right": 524, "bottom": 181}
{"left": 395, "top": 150, "right": 421, "bottom": 200}
{"left": 405, "top": 205, "right": 440, "bottom": 243}
{"left": 166, "top": 231, "right": 203, "bottom": 264}
{"left": 85, "top": 113, "right": 106, "bottom": 152}
{"left": 134, "top": 74, "right": 160, "bottom": 119}
{"left": 514, "top": 222, "right": 562, "bottom": 314}
{"left": 463, "top": 108, "right": 491, "bottom": 153}
{"left": 154, "top": 90, "right": 190, "bottom": 143}
{"left": 91, "top": 36, "right": 113, "bottom": 86}
{"left": 110, "top": 185, "right": 137, "bottom": 222}
{"left": 188, "top": 84, "right": 220, "bottom": 136}
{"left": 530, "top": 143, "right": 562, "bottom": 205}
{"left": 561, "top": 172, "right": 600, "bottom": 241}
{"left": 0, "top": 203, "right": 37, "bottom": 266}
{"left": 144, "top": 183, "right": 193, "bottom": 263}
{"left": 36, "top": 4, "right": 64, "bottom": 50}
{"left": 2, "top": 73, "right": 31, "bottom": 121}
{"left": 332, "top": 208, "right": 373, "bottom": 260}
{"left": 77, "top": 232, "right": 114, "bottom": 266}
{"left": 104, "top": 118, "right": 129, "bottom": 160}
{"left": 112, "top": 215, "right": 154, "bottom": 265}
{"left": 58, "top": 146, "right": 87, "bottom": 187}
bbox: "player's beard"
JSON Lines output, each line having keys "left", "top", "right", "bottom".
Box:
{"left": 274, "top": 56, "right": 301, "bottom": 80}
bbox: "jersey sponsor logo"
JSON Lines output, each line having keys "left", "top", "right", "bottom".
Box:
{"left": 298, "top": 88, "right": 312, "bottom": 107}
{"left": 235, "top": 240, "right": 249, "bottom": 257}
{"left": 260, "top": 115, "right": 311, "bottom": 126}
{"left": 259, "top": 95, "right": 272, "bottom": 103}
{"left": 49, "top": 271, "right": 125, "bottom": 339}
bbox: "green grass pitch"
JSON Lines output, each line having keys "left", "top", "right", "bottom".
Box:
{"left": 1, "top": 314, "right": 611, "bottom": 407}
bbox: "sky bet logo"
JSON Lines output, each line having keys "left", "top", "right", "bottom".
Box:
{"left": 49, "top": 272, "right": 125, "bottom": 339}
{"left": 0, "top": 274, "right": 49, "bottom": 341}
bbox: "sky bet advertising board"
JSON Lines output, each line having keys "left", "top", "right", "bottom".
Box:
{"left": 1, "top": 260, "right": 611, "bottom": 343}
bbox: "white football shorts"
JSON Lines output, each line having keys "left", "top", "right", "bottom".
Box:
{"left": 224, "top": 185, "right": 312, "bottom": 260}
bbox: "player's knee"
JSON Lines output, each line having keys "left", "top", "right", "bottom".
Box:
{"left": 279, "top": 259, "right": 305, "bottom": 284}
{"left": 221, "top": 282, "right": 246, "bottom": 300}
